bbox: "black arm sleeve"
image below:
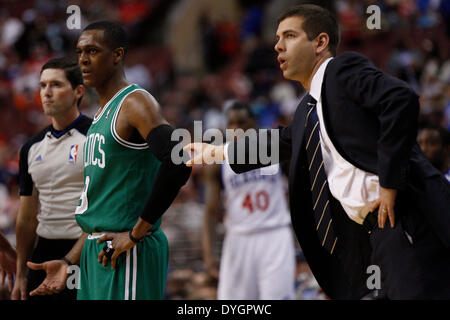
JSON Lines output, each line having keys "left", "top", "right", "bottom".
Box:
{"left": 19, "top": 142, "right": 33, "bottom": 196}
{"left": 140, "top": 124, "right": 192, "bottom": 224}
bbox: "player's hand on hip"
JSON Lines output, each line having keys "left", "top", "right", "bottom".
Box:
{"left": 370, "top": 187, "right": 397, "bottom": 229}
{"left": 184, "top": 143, "right": 225, "bottom": 166}
{"left": 97, "top": 232, "right": 135, "bottom": 270}
{"left": 27, "top": 260, "right": 68, "bottom": 296}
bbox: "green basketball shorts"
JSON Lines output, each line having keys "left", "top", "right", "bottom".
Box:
{"left": 77, "top": 229, "right": 169, "bottom": 300}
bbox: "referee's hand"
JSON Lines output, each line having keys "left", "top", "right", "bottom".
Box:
{"left": 27, "top": 260, "right": 68, "bottom": 296}
{"left": 97, "top": 232, "right": 135, "bottom": 270}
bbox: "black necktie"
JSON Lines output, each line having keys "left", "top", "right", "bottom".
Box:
{"left": 303, "top": 94, "right": 338, "bottom": 254}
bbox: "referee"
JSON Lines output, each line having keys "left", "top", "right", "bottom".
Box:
{"left": 11, "top": 57, "right": 92, "bottom": 300}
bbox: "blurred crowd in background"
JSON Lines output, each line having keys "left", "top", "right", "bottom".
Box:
{"left": 0, "top": 0, "right": 449, "bottom": 300}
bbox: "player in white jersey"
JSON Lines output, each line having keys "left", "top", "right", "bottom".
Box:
{"left": 202, "top": 102, "right": 296, "bottom": 300}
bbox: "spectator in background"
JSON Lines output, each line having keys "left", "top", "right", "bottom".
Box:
{"left": 165, "top": 267, "right": 217, "bottom": 300}
{"left": 444, "top": 84, "right": 450, "bottom": 131}
{"left": 125, "top": 60, "right": 153, "bottom": 91}
{"left": 118, "top": 0, "right": 150, "bottom": 26}
{"left": 0, "top": 171, "right": 19, "bottom": 245}
{"left": 200, "top": 14, "right": 240, "bottom": 72}
{"left": 387, "top": 39, "right": 422, "bottom": 93}
{"left": 294, "top": 250, "right": 325, "bottom": 300}
{"left": 0, "top": 232, "right": 16, "bottom": 293}
{"left": 439, "top": 0, "right": 450, "bottom": 37}
{"left": 418, "top": 125, "right": 450, "bottom": 181}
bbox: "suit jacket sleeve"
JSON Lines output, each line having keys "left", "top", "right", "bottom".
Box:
{"left": 334, "top": 52, "right": 419, "bottom": 189}
{"left": 228, "top": 125, "right": 292, "bottom": 174}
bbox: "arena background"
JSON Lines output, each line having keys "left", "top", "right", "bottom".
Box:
{"left": 0, "top": 0, "right": 448, "bottom": 300}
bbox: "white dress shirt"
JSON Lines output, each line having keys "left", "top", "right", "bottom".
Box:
{"left": 310, "top": 57, "right": 380, "bottom": 224}
{"left": 224, "top": 58, "right": 380, "bottom": 224}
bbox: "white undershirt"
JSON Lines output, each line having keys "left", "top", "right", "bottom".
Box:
{"left": 309, "top": 58, "right": 380, "bottom": 224}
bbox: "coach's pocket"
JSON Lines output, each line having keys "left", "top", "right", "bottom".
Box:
{"left": 400, "top": 213, "right": 416, "bottom": 246}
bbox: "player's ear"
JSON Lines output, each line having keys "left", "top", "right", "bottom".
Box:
{"left": 113, "top": 47, "right": 125, "bottom": 64}
{"left": 74, "top": 84, "right": 85, "bottom": 101}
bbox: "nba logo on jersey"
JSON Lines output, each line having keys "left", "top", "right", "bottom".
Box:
{"left": 69, "top": 145, "right": 78, "bottom": 163}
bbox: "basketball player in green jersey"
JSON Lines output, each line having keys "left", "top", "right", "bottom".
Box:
{"left": 26, "top": 21, "right": 192, "bottom": 300}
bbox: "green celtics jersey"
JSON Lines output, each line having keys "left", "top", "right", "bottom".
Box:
{"left": 75, "top": 84, "right": 161, "bottom": 233}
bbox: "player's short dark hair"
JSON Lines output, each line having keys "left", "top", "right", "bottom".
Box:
{"left": 419, "top": 125, "right": 450, "bottom": 146}
{"left": 226, "top": 101, "right": 256, "bottom": 120}
{"left": 277, "top": 4, "right": 340, "bottom": 56}
{"left": 40, "top": 57, "right": 84, "bottom": 106}
{"left": 83, "top": 21, "right": 128, "bottom": 59}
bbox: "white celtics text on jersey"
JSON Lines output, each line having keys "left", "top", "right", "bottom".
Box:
{"left": 221, "top": 163, "right": 291, "bottom": 234}
{"left": 84, "top": 133, "right": 106, "bottom": 169}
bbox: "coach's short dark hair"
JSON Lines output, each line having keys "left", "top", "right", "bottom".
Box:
{"left": 40, "top": 57, "right": 84, "bottom": 106}
{"left": 277, "top": 4, "right": 340, "bottom": 56}
{"left": 83, "top": 21, "right": 128, "bottom": 59}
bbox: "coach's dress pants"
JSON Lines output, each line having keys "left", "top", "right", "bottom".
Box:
{"left": 369, "top": 195, "right": 450, "bottom": 299}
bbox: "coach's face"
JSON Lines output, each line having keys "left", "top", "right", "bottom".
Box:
{"left": 274, "top": 16, "right": 316, "bottom": 84}
{"left": 39, "top": 69, "right": 82, "bottom": 116}
{"left": 76, "top": 30, "right": 115, "bottom": 88}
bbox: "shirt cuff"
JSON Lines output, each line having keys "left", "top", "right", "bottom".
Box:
{"left": 223, "top": 142, "right": 230, "bottom": 164}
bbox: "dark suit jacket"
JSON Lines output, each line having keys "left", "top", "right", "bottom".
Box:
{"left": 228, "top": 52, "right": 450, "bottom": 299}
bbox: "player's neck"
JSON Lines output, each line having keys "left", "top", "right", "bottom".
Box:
{"left": 96, "top": 75, "right": 130, "bottom": 108}
{"left": 52, "top": 107, "right": 80, "bottom": 131}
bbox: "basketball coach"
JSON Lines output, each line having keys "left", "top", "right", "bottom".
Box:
{"left": 186, "top": 4, "right": 450, "bottom": 299}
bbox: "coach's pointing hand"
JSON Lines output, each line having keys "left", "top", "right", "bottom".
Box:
{"left": 184, "top": 143, "right": 225, "bottom": 166}
{"left": 97, "top": 232, "right": 135, "bottom": 270}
